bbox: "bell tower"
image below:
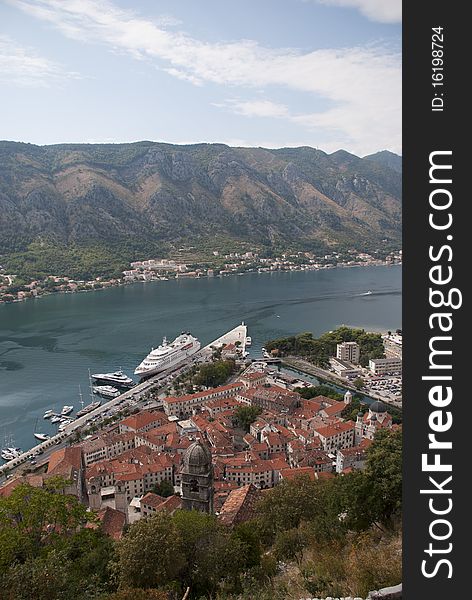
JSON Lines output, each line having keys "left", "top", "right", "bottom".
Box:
{"left": 181, "top": 439, "right": 214, "bottom": 513}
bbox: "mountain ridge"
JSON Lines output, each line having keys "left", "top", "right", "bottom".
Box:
{"left": 0, "top": 140, "right": 401, "bottom": 278}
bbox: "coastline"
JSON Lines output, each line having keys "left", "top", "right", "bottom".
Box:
{"left": 0, "top": 260, "right": 402, "bottom": 307}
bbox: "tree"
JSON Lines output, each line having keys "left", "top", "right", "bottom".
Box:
{"left": 256, "top": 476, "right": 343, "bottom": 545}
{"left": 194, "top": 360, "right": 236, "bottom": 388}
{"left": 151, "top": 480, "right": 174, "bottom": 498}
{"left": 233, "top": 405, "right": 262, "bottom": 432}
{"left": 114, "top": 512, "right": 184, "bottom": 590}
{"left": 171, "top": 510, "right": 247, "bottom": 596}
{"left": 114, "top": 510, "right": 248, "bottom": 597}
{"left": 353, "top": 378, "right": 364, "bottom": 390}
{"left": 336, "top": 428, "right": 402, "bottom": 530}
{"left": 0, "top": 481, "right": 90, "bottom": 570}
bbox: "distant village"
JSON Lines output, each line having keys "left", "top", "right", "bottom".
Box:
{"left": 0, "top": 340, "right": 399, "bottom": 538}
{"left": 0, "top": 248, "right": 402, "bottom": 304}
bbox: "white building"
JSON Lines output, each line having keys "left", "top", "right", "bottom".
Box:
{"left": 369, "top": 357, "right": 402, "bottom": 375}
{"left": 336, "top": 342, "right": 360, "bottom": 364}
{"left": 329, "top": 357, "right": 361, "bottom": 378}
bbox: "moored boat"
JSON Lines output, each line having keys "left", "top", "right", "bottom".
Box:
{"left": 135, "top": 332, "right": 200, "bottom": 379}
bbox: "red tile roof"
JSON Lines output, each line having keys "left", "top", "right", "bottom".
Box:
{"left": 219, "top": 484, "right": 259, "bottom": 527}
{"left": 280, "top": 467, "right": 316, "bottom": 481}
{"left": 95, "top": 506, "right": 126, "bottom": 540}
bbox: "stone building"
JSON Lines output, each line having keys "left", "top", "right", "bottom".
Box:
{"left": 181, "top": 439, "right": 214, "bottom": 513}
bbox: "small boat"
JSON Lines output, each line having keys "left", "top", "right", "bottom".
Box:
{"left": 61, "top": 405, "right": 74, "bottom": 416}
{"left": 58, "top": 419, "right": 73, "bottom": 432}
{"left": 43, "top": 410, "right": 54, "bottom": 419}
{"left": 33, "top": 418, "right": 50, "bottom": 442}
{"left": 245, "top": 336, "right": 252, "bottom": 347}
{"left": 51, "top": 415, "right": 62, "bottom": 424}
{"left": 1, "top": 443, "right": 22, "bottom": 461}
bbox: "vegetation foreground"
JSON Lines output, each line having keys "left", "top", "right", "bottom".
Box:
{"left": 0, "top": 429, "right": 401, "bottom": 600}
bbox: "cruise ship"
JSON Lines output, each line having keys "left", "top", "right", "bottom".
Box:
{"left": 135, "top": 332, "right": 201, "bottom": 379}
{"left": 91, "top": 370, "right": 134, "bottom": 388}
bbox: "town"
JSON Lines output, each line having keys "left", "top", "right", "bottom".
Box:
{"left": 0, "top": 247, "right": 402, "bottom": 304}
{"left": 0, "top": 328, "right": 400, "bottom": 541}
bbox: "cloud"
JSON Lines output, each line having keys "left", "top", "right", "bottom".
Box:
{"left": 0, "top": 34, "right": 79, "bottom": 86}
{"left": 317, "top": 0, "right": 401, "bottom": 24}
{"left": 215, "top": 99, "right": 290, "bottom": 119}
{"left": 8, "top": 0, "right": 401, "bottom": 153}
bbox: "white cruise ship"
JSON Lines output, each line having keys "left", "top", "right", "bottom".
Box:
{"left": 135, "top": 332, "right": 201, "bottom": 379}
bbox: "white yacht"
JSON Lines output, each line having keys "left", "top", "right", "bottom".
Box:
{"left": 43, "top": 410, "right": 54, "bottom": 419}
{"left": 135, "top": 332, "right": 201, "bottom": 379}
{"left": 1, "top": 444, "right": 22, "bottom": 461}
{"left": 91, "top": 370, "right": 134, "bottom": 387}
{"left": 61, "top": 405, "right": 74, "bottom": 416}
{"left": 33, "top": 433, "right": 50, "bottom": 442}
{"left": 245, "top": 336, "right": 252, "bottom": 347}
{"left": 92, "top": 385, "right": 120, "bottom": 399}
{"left": 58, "top": 420, "right": 73, "bottom": 432}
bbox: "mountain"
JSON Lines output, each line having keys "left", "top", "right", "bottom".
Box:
{"left": 0, "top": 141, "right": 401, "bottom": 278}
{"left": 364, "top": 150, "right": 402, "bottom": 174}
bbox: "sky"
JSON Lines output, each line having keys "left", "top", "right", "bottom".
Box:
{"left": 0, "top": 0, "right": 401, "bottom": 156}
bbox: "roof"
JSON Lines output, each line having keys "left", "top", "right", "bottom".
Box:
{"left": 165, "top": 382, "right": 243, "bottom": 404}
{"left": 370, "top": 400, "right": 388, "bottom": 413}
{"left": 182, "top": 440, "right": 212, "bottom": 473}
{"left": 0, "top": 475, "right": 45, "bottom": 497}
{"left": 95, "top": 506, "right": 126, "bottom": 540}
{"left": 141, "top": 492, "right": 165, "bottom": 508}
{"left": 280, "top": 467, "right": 316, "bottom": 481}
{"left": 120, "top": 410, "right": 167, "bottom": 431}
{"left": 47, "top": 446, "right": 82, "bottom": 475}
{"left": 219, "top": 484, "right": 259, "bottom": 527}
{"left": 321, "top": 402, "right": 346, "bottom": 417}
{"left": 315, "top": 421, "right": 354, "bottom": 438}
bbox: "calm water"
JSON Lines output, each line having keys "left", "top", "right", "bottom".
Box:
{"left": 0, "top": 265, "right": 401, "bottom": 451}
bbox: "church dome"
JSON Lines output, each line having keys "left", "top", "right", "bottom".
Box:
{"left": 183, "top": 440, "right": 212, "bottom": 473}
{"left": 370, "top": 400, "right": 387, "bottom": 413}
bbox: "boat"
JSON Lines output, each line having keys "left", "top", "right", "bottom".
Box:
{"left": 2, "top": 448, "right": 21, "bottom": 461}
{"left": 58, "top": 419, "right": 73, "bottom": 431}
{"left": 91, "top": 370, "right": 134, "bottom": 387}
{"left": 51, "top": 415, "right": 62, "bottom": 423}
{"left": 43, "top": 410, "right": 54, "bottom": 419}
{"left": 92, "top": 385, "right": 121, "bottom": 399}
{"left": 245, "top": 336, "right": 252, "bottom": 347}
{"left": 1, "top": 449, "right": 15, "bottom": 461}
{"left": 33, "top": 418, "right": 50, "bottom": 442}
{"left": 61, "top": 405, "right": 74, "bottom": 416}
{"left": 76, "top": 401, "right": 101, "bottom": 418}
{"left": 1, "top": 437, "right": 22, "bottom": 460}
{"left": 134, "top": 332, "right": 201, "bottom": 379}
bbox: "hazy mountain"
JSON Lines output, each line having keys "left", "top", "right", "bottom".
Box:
{"left": 0, "top": 141, "right": 401, "bottom": 277}
{"left": 364, "top": 150, "right": 402, "bottom": 174}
